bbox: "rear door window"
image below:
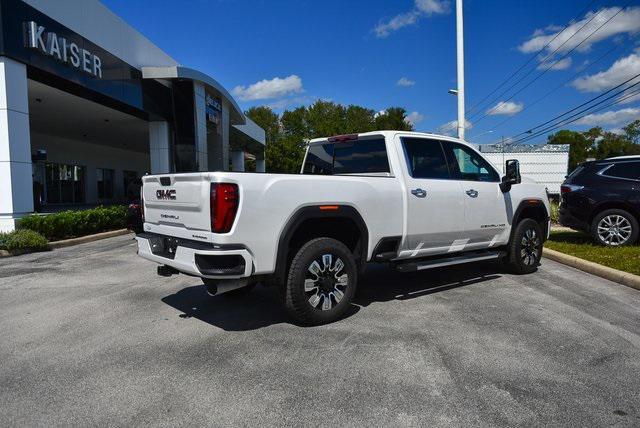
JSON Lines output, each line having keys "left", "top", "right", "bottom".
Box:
{"left": 401, "top": 138, "right": 450, "bottom": 179}
{"left": 603, "top": 162, "right": 640, "bottom": 180}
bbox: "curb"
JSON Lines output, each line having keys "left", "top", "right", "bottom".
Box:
{"left": 0, "top": 229, "right": 132, "bottom": 258}
{"left": 543, "top": 247, "right": 640, "bottom": 291}
{"left": 48, "top": 229, "right": 132, "bottom": 249}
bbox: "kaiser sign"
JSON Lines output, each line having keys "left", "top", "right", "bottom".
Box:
{"left": 25, "top": 21, "right": 102, "bottom": 78}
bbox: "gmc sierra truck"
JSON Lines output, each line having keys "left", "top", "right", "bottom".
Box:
{"left": 136, "top": 131, "right": 550, "bottom": 325}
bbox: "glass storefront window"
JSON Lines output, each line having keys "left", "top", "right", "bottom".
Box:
{"left": 96, "top": 168, "right": 115, "bottom": 200}
{"left": 44, "top": 163, "right": 85, "bottom": 204}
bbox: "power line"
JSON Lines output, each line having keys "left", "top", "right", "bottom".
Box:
{"left": 469, "top": 3, "right": 628, "bottom": 126}
{"left": 469, "top": 41, "right": 623, "bottom": 138}
{"left": 510, "top": 72, "right": 640, "bottom": 140}
{"left": 465, "top": 0, "right": 600, "bottom": 116}
{"left": 508, "top": 82, "right": 640, "bottom": 144}
{"left": 509, "top": 87, "right": 640, "bottom": 144}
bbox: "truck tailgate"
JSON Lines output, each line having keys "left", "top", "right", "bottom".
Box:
{"left": 142, "top": 173, "right": 211, "bottom": 233}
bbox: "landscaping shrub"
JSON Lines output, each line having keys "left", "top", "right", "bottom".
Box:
{"left": 18, "top": 205, "right": 128, "bottom": 241}
{"left": 0, "top": 229, "right": 49, "bottom": 253}
{"left": 550, "top": 201, "right": 560, "bottom": 224}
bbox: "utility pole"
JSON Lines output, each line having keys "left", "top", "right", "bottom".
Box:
{"left": 455, "top": 0, "right": 465, "bottom": 141}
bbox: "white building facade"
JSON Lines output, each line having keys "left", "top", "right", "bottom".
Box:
{"left": 478, "top": 143, "right": 570, "bottom": 195}
{"left": 0, "top": 0, "right": 265, "bottom": 231}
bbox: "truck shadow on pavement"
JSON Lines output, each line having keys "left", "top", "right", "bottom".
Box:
{"left": 161, "top": 261, "right": 503, "bottom": 331}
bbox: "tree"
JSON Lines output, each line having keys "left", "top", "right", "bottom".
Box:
{"left": 374, "top": 107, "right": 413, "bottom": 131}
{"left": 623, "top": 119, "right": 640, "bottom": 144}
{"left": 246, "top": 106, "right": 304, "bottom": 173}
{"left": 547, "top": 129, "right": 593, "bottom": 171}
{"left": 344, "top": 105, "right": 376, "bottom": 134}
{"left": 246, "top": 102, "right": 417, "bottom": 172}
{"left": 245, "top": 106, "right": 279, "bottom": 143}
{"left": 281, "top": 107, "right": 308, "bottom": 139}
{"left": 305, "top": 101, "right": 347, "bottom": 138}
{"left": 594, "top": 131, "right": 640, "bottom": 159}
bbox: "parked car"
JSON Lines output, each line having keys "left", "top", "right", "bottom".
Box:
{"left": 559, "top": 156, "right": 640, "bottom": 246}
{"left": 135, "top": 131, "right": 551, "bottom": 325}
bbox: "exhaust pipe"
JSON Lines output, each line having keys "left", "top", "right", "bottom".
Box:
{"left": 205, "top": 279, "right": 250, "bottom": 296}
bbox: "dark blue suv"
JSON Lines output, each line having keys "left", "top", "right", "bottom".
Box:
{"left": 559, "top": 156, "right": 640, "bottom": 246}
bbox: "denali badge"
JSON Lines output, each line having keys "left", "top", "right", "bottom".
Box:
{"left": 156, "top": 189, "right": 176, "bottom": 200}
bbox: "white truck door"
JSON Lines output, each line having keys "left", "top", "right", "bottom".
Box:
{"left": 441, "top": 141, "right": 509, "bottom": 250}
{"left": 398, "top": 137, "right": 466, "bottom": 258}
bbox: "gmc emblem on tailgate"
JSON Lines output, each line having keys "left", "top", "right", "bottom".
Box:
{"left": 156, "top": 189, "right": 176, "bottom": 200}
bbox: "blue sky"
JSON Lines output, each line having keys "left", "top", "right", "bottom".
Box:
{"left": 102, "top": 0, "right": 640, "bottom": 144}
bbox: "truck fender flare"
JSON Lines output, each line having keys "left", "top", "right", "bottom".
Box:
{"left": 273, "top": 205, "right": 369, "bottom": 281}
{"left": 509, "top": 199, "right": 549, "bottom": 242}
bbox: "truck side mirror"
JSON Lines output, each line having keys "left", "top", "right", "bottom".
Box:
{"left": 500, "top": 159, "right": 521, "bottom": 192}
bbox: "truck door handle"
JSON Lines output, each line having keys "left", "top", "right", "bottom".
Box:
{"left": 411, "top": 188, "right": 427, "bottom": 198}
{"left": 466, "top": 189, "right": 479, "bottom": 198}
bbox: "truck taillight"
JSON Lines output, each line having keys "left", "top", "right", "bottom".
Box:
{"left": 210, "top": 183, "right": 239, "bottom": 233}
{"left": 561, "top": 184, "right": 583, "bottom": 194}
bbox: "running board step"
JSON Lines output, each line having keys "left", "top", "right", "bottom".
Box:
{"left": 394, "top": 250, "right": 503, "bottom": 273}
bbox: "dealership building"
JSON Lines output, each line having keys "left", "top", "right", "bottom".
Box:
{"left": 0, "top": 0, "right": 265, "bottom": 231}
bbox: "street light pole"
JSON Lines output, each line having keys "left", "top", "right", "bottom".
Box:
{"left": 455, "top": 0, "right": 465, "bottom": 141}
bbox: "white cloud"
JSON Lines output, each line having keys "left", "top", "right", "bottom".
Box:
{"left": 266, "top": 96, "right": 315, "bottom": 110}
{"left": 415, "top": 0, "right": 449, "bottom": 14}
{"left": 397, "top": 77, "right": 416, "bottom": 87}
{"left": 374, "top": 0, "right": 450, "bottom": 38}
{"left": 405, "top": 111, "right": 424, "bottom": 125}
{"left": 572, "top": 53, "right": 640, "bottom": 92}
{"left": 519, "top": 7, "right": 640, "bottom": 54}
{"left": 608, "top": 128, "right": 625, "bottom": 135}
{"left": 437, "top": 119, "right": 473, "bottom": 136}
{"left": 537, "top": 56, "right": 573, "bottom": 71}
{"left": 575, "top": 107, "right": 640, "bottom": 126}
{"left": 232, "top": 75, "right": 303, "bottom": 101}
{"left": 486, "top": 101, "right": 524, "bottom": 116}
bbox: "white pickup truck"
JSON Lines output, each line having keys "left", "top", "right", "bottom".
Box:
{"left": 136, "top": 131, "right": 550, "bottom": 325}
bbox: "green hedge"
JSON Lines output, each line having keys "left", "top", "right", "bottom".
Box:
{"left": 18, "top": 205, "right": 128, "bottom": 241}
{"left": 0, "top": 229, "right": 49, "bottom": 253}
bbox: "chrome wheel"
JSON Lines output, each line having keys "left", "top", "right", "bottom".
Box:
{"left": 304, "top": 254, "right": 348, "bottom": 311}
{"left": 597, "top": 215, "right": 632, "bottom": 246}
{"left": 520, "top": 228, "right": 541, "bottom": 266}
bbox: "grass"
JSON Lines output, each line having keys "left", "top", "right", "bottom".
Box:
{"left": 545, "top": 230, "right": 640, "bottom": 276}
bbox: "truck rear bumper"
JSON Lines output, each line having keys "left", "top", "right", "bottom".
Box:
{"left": 135, "top": 234, "right": 253, "bottom": 279}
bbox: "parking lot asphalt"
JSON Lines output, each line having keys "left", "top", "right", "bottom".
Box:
{"left": 1, "top": 234, "right": 639, "bottom": 427}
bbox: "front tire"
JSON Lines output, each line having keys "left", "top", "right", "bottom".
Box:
{"left": 591, "top": 209, "right": 638, "bottom": 246}
{"left": 283, "top": 237, "right": 358, "bottom": 326}
{"left": 504, "top": 218, "right": 543, "bottom": 274}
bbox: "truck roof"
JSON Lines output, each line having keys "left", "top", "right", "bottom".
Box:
{"left": 308, "top": 131, "right": 471, "bottom": 147}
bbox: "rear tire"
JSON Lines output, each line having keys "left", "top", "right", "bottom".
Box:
{"left": 283, "top": 237, "right": 358, "bottom": 326}
{"left": 590, "top": 209, "right": 638, "bottom": 246}
{"left": 503, "top": 218, "right": 543, "bottom": 275}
